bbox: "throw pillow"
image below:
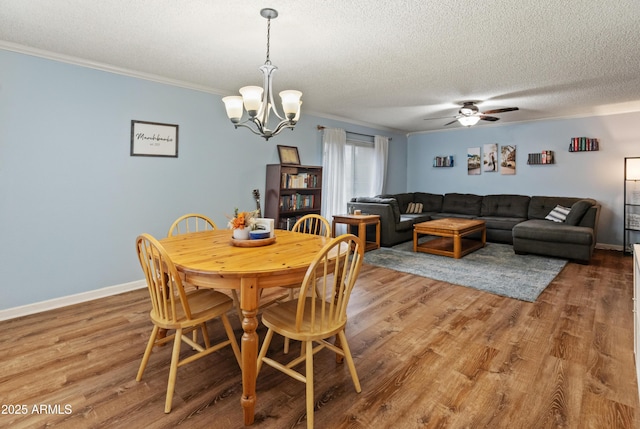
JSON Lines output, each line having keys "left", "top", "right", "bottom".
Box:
{"left": 405, "top": 202, "right": 423, "bottom": 214}
{"left": 565, "top": 200, "right": 592, "bottom": 226}
{"left": 545, "top": 205, "right": 571, "bottom": 223}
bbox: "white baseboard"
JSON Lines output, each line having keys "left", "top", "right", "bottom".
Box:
{"left": 595, "top": 243, "right": 623, "bottom": 251}
{"left": 0, "top": 280, "right": 147, "bottom": 322}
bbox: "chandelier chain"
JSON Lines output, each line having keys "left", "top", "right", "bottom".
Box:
{"left": 265, "top": 17, "right": 272, "bottom": 65}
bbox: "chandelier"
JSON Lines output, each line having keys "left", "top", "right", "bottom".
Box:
{"left": 222, "top": 8, "right": 302, "bottom": 141}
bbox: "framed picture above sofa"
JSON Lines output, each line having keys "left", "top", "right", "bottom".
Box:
{"left": 483, "top": 143, "right": 498, "bottom": 172}
{"left": 468, "top": 147, "right": 481, "bottom": 175}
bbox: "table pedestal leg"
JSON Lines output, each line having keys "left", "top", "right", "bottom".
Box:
{"left": 240, "top": 277, "right": 259, "bottom": 426}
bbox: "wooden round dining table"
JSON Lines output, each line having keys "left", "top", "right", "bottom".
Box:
{"left": 159, "top": 228, "right": 331, "bottom": 425}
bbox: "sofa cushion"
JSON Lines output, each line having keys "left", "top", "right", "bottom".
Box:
{"left": 397, "top": 214, "right": 430, "bottom": 231}
{"left": 354, "top": 197, "right": 401, "bottom": 223}
{"left": 476, "top": 216, "right": 527, "bottom": 231}
{"left": 413, "top": 192, "right": 443, "bottom": 212}
{"left": 441, "top": 193, "right": 483, "bottom": 216}
{"left": 431, "top": 212, "right": 476, "bottom": 220}
{"left": 378, "top": 193, "right": 414, "bottom": 213}
{"left": 512, "top": 219, "right": 594, "bottom": 245}
{"left": 545, "top": 205, "right": 571, "bottom": 222}
{"left": 481, "top": 194, "right": 530, "bottom": 218}
{"left": 565, "top": 199, "right": 593, "bottom": 226}
{"left": 354, "top": 196, "right": 391, "bottom": 204}
{"left": 398, "top": 214, "right": 432, "bottom": 231}
{"left": 528, "top": 196, "right": 595, "bottom": 220}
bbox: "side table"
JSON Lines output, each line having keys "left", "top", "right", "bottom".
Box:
{"left": 332, "top": 214, "right": 381, "bottom": 251}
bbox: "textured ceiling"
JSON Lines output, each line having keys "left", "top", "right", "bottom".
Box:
{"left": 1, "top": 0, "right": 640, "bottom": 133}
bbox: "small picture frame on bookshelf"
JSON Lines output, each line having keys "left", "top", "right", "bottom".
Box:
{"left": 277, "top": 145, "right": 301, "bottom": 165}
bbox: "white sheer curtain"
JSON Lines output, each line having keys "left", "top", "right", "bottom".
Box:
{"left": 371, "top": 135, "right": 389, "bottom": 195}
{"left": 321, "top": 128, "right": 347, "bottom": 231}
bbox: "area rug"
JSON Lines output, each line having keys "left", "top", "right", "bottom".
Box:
{"left": 363, "top": 240, "right": 568, "bottom": 302}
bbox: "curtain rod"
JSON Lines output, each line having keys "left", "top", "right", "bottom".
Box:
{"left": 316, "top": 125, "right": 392, "bottom": 141}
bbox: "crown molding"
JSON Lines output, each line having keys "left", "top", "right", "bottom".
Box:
{"left": 0, "top": 41, "right": 229, "bottom": 96}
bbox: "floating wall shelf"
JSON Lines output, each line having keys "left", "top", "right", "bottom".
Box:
{"left": 433, "top": 156, "right": 454, "bottom": 167}
{"left": 527, "top": 151, "right": 555, "bottom": 165}
{"left": 569, "top": 137, "right": 599, "bottom": 152}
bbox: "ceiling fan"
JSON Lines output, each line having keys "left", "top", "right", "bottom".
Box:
{"left": 425, "top": 101, "right": 519, "bottom": 127}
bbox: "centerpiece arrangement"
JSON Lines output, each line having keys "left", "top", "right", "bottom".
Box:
{"left": 227, "top": 208, "right": 260, "bottom": 240}
{"left": 227, "top": 208, "right": 276, "bottom": 247}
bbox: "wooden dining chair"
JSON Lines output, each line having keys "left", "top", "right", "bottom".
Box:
{"left": 291, "top": 214, "right": 331, "bottom": 238}
{"left": 135, "top": 233, "right": 241, "bottom": 413}
{"left": 264, "top": 214, "right": 333, "bottom": 354}
{"left": 257, "top": 234, "right": 363, "bottom": 429}
{"left": 167, "top": 213, "right": 243, "bottom": 322}
{"left": 167, "top": 213, "right": 217, "bottom": 236}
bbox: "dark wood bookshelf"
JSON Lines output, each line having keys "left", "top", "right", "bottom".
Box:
{"left": 265, "top": 164, "right": 323, "bottom": 230}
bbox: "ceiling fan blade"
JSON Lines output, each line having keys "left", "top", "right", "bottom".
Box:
{"left": 482, "top": 107, "right": 519, "bottom": 114}
{"left": 479, "top": 115, "right": 500, "bottom": 122}
{"left": 444, "top": 119, "right": 459, "bottom": 126}
{"left": 424, "top": 116, "right": 456, "bottom": 121}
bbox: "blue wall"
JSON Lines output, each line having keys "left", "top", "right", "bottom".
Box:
{"left": 0, "top": 49, "right": 407, "bottom": 310}
{"left": 408, "top": 113, "right": 640, "bottom": 247}
{"left": 3, "top": 47, "right": 637, "bottom": 312}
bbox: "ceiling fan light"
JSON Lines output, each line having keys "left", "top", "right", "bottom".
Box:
{"left": 458, "top": 116, "right": 481, "bottom": 126}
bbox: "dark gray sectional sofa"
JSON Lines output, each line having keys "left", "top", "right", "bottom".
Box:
{"left": 347, "top": 192, "right": 600, "bottom": 264}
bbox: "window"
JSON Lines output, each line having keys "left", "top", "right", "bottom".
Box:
{"left": 344, "top": 138, "right": 375, "bottom": 199}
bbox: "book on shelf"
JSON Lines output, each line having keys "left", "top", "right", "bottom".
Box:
{"left": 545, "top": 150, "right": 554, "bottom": 163}
{"left": 278, "top": 193, "right": 316, "bottom": 211}
{"left": 280, "top": 172, "right": 319, "bottom": 189}
{"left": 569, "top": 137, "right": 599, "bottom": 152}
{"left": 433, "top": 156, "right": 454, "bottom": 167}
{"left": 279, "top": 216, "right": 304, "bottom": 230}
{"left": 527, "top": 150, "right": 554, "bottom": 164}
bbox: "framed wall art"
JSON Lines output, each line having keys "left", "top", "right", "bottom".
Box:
{"left": 467, "top": 147, "right": 481, "bottom": 175}
{"left": 130, "top": 120, "right": 179, "bottom": 157}
{"left": 501, "top": 145, "right": 516, "bottom": 175}
{"left": 483, "top": 143, "right": 498, "bottom": 172}
{"left": 277, "top": 145, "right": 301, "bottom": 165}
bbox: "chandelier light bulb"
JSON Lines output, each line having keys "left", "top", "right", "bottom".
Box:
{"left": 239, "top": 86, "right": 264, "bottom": 117}
{"left": 280, "top": 90, "right": 302, "bottom": 119}
{"left": 221, "top": 96, "right": 244, "bottom": 124}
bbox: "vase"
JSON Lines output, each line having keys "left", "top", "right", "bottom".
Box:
{"left": 232, "top": 228, "right": 250, "bottom": 240}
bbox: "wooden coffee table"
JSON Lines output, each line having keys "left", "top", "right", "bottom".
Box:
{"left": 413, "top": 218, "right": 486, "bottom": 259}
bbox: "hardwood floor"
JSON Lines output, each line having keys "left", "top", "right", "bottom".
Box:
{"left": 1, "top": 249, "right": 638, "bottom": 428}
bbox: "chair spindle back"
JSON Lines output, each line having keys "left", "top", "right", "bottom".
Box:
{"left": 136, "top": 233, "right": 191, "bottom": 323}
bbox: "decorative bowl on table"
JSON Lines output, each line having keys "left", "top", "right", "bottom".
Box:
{"left": 230, "top": 234, "right": 276, "bottom": 247}
{"left": 249, "top": 230, "right": 271, "bottom": 240}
